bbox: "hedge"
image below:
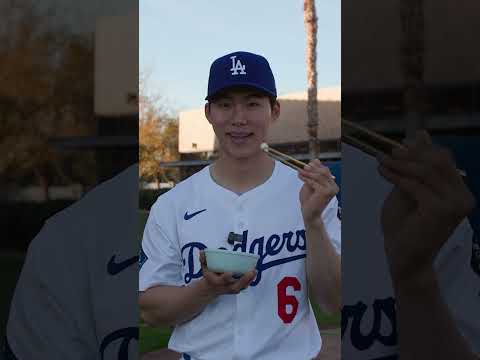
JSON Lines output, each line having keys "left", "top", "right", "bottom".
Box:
{"left": 1, "top": 200, "right": 75, "bottom": 251}
{"left": 139, "top": 189, "right": 171, "bottom": 210}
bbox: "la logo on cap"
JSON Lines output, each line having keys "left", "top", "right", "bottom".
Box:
{"left": 230, "top": 55, "right": 246, "bottom": 75}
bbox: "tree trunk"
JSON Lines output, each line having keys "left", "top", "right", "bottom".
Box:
{"left": 304, "top": 0, "right": 319, "bottom": 159}
{"left": 36, "top": 171, "right": 50, "bottom": 202}
{"left": 400, "top": 0, "right": 425, "bottom": 138}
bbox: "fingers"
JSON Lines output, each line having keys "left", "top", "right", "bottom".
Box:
{"left": 377, "top": 131, "right": 474, "bottom": 219}
{"left": 228, "top": 270, "right": 257, "bottom": 294}
{"left": 208, "top": 270, "right": 255, "bottom": 294}
{"left": 304, "top": 159, "right": 335, "bottom": 179}
{"left": 378, "top": 153, "right": 446, "bottom": 196}
{"left": 377, "top": 161, "right": 434, "bottom": 204}
{"left": 200, "top": 251, "right": 234, "bottom": 282}
{"left": 401, "top": 131, "right": 458, "bottom": 180}
{"left": 298, "top": 160, "right": 336, "bottom": 185}
{"left": 298, "top": 160, "right": 338, "bottom": 196}
{"left": 199, "top": 251, "right": 256, "bottom": 295}
{"left": 199, "top": 251, "right": 207, "bottom": 268}
{"left": 378, "top": 131, "right": 461, "bottom": 195}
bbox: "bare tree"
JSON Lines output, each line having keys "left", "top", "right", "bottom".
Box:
{"left": 304, "top": 0, "right": 320, "bottom": 158}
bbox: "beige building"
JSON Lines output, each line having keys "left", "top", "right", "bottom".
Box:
{"left": 52, "top": 12, "right": 138, "bottom": 183}
{"left": 342, "top": 0, "right": 480, "bottom": 135}
{"left": 171, "top": 87, "right": 340, "bottom": 178}
{"left": 343, "top": 0, "right": 480, "bottom": 90}
{"left": 95, "top": 13, "right": 138, "bottom": 118}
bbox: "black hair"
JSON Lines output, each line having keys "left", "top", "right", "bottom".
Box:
{"left": 207, "top": 87, "right": 277, "bottom": 110}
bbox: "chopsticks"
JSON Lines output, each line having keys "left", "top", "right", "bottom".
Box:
{"left": 343, "top": 119, "right": 405, "bottom": 151}
{"left": 343, "top": 134, "right": 382, "bottom": 158}
{"left": 261, "top": 143, "right": 306, "bottom": 171}
{"left": 342, "top": 119, "right": 467, "bottom": 177}
{"left": 260, "top": 143, "right": 336, "bottom": 179}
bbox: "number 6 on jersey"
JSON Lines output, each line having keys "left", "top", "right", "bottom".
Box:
{"left": 277, "top": 276, "right": 301, "bottom": 323}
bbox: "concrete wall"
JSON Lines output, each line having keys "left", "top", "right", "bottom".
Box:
{"left": 179, "top": 87, "right": 340, "bottom": 154}
{"left": 94, "top": 13, "right": 138, "bottom": 117}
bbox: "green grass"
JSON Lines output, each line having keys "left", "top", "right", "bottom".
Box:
{"left": 140, "top": 306, "right": 340, "bottom": 354}
{"left": 139, "top": 324, "right": 172, "bottom": 353}
{"left": 139, "top": 210, "right": 149, "bottom": 241}
{"left": 138, "top": 210, "right": 340, "bottom": 353}
{"left": 312, "top": 303, "right": 341, "bottom": 328}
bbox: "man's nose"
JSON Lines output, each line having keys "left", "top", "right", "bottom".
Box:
{"left": 231, "top": 103, "right": 247, "bottom": 125}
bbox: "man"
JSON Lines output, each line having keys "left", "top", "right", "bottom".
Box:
{"left": 139, "top": 51, "right": 342, "bottom": 360}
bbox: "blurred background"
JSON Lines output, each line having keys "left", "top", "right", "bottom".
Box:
{"left": 0, "top": 0, "right": 136, "bottom": 342}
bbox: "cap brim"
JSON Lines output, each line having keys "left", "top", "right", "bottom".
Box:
{"left": 205, "top": 83, "right": 276, "bottom": 100}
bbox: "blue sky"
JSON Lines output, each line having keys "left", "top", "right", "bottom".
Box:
{"left": 140, "top": 0, "right": 340, "bottom": 114}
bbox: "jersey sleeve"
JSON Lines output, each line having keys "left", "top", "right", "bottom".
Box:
{"left": 322, "top": 196, "right": 342, "bottom": 255}
{"left": 139, "top": 197, "right": 184, "bottom": 291}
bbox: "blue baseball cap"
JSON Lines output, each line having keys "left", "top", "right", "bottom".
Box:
{"left": 206, "top": 51, "right": 277, "bottom": 100}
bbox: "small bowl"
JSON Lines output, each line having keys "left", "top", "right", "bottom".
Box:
{"left": 204, "top": 249, "right": 259, "bottom": 276}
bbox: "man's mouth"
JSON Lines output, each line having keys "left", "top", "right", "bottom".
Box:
{"left": 227, "top": 132, "right": 254, "bottom": 139}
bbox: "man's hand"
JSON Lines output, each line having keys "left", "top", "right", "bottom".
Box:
{"left": 377, "top": 131, "right": 475, "bottom": 289}
{"left": 199, "top": 251, "right": 256, "bottom": 296}
{"left": 298, "top": 159, "right": 339, "bottom": 227}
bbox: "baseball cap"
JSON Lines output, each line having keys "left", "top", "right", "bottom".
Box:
{"left": 206, "top": 51, "right": 277, "bottom": 100}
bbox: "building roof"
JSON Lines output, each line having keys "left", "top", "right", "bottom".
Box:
{"left": 178, "top": 87, "right": 340, "bottom": 154}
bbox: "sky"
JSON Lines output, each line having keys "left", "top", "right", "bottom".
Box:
{"left": 140, "top": 0, "right": 340, "bottom": 114}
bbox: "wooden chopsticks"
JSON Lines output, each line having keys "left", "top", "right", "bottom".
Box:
{"left": 261, "top": 143, "right": 336, "bottom": 179}
{"left": 342, "top": 119, "right": 467, "bottom": 177}
{"left": 261, "top": 143, "right": 306, "bottom": 171}
{"left": 343, "top": 119, "right": 405, "bottom": 151}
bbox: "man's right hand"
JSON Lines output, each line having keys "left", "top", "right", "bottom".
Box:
{"left": 199, "top": 251, "right": 257, "bottom": 296}
{"left": 377, "top": 131, "right": 475, "bottom": 289}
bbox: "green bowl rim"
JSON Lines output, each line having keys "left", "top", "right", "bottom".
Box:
{"left": 204, "top": 248, "right": 260, "bottom": 259}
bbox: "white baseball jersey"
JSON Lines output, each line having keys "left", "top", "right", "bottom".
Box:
{"left": 341, "top": 143, "right": 480, "bottom": 359}
{"left": 139, "top": 160, "right": 342, "bottom": 360}
{"left": 6, "top": 165, "right": 139, "bottom": 360}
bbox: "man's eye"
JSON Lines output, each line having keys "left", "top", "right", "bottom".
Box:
{"left": 248, "top": 102, "right": 260, "bottom": 107}
{"left": 219, "top": 102, "right": 231, "bottom": 108}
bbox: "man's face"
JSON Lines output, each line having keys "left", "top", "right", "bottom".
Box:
{"left": 205, "top": 88, "right": 280, "bottom": 160}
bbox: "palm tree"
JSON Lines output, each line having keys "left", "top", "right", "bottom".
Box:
{"left": 400, "top": 0, "right": 425, "bottom": 137}
{"left": 304, "top": 0, "right": 319, "bottom": 158}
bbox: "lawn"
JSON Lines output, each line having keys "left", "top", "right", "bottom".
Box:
{"left": 140, "top": 302, "right": 340, "bottom": 354}
{"left": 139, "top": 210, "right": 149, "bottom": 240}
{"left": 138, "top": 210, "right": 340, "bottom": 354}
{"left": 139, "top": 323, "right": 173, "bottom": 354}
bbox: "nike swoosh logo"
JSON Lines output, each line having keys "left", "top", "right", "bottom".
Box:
{"left": 184, "top": 209, "right": 207, "bottom": 220}
{"left": 107, "top": 255, "right": 139, "bottom": 275}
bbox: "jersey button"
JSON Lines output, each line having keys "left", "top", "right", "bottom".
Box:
{"left": 238, "top": 221, "right": 245, "bottom": 228}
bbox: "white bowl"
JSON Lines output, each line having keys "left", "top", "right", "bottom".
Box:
{"left": 204, "top": 249, "right": 259, "bottom": 276}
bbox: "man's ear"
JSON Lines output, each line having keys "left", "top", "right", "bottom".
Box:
{"left": 205, "top": 103, "right": 212, "bottom": 124}
{"left": 271, "top": 100, "right": 280, "bottom": 122}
